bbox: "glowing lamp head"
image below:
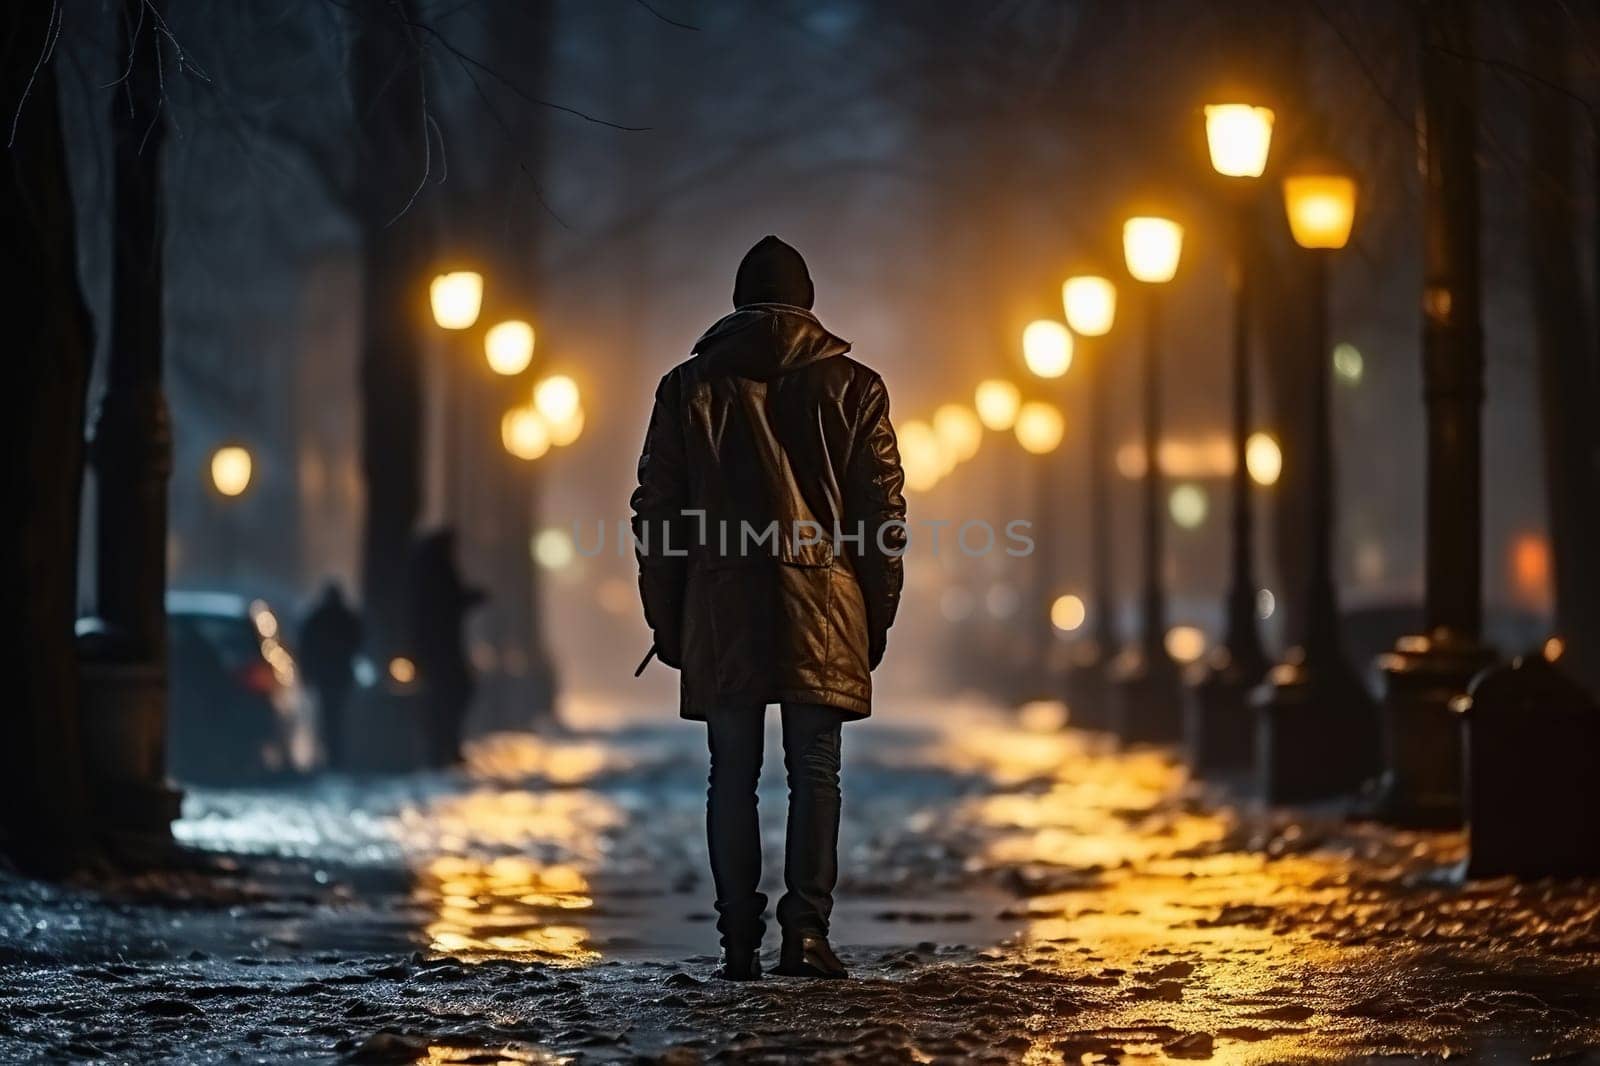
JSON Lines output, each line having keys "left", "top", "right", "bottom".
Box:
{"left": 1014, "top": 402, "right": 1065, "bottom": 455}
{"left": 1022, "top": 319, "right": 1073, "bottom": 379}
{"left": 1051, "top": 594, "right": 1086, "bottom": 632}
{"left": 974, "top": 379, "right": 1022, "bottom": 431}
{"left": 1283, "top": 161, "right": 1358, "bottom": 250}
{"left": 1204, "top": 103, "right": 1275, "bottom": 178}
{"left": 1062, "top": 276, "right": 1116, "bottom": 337}
{"left": 533, "top": 374, "right": 580, "bottom": 424}
{"left": 429, "top": 271, "right": 483, "bottom": 330}
{"left": 484, "top": 320, "right": 535, "bottom": 375}
{"left": 1245, "top": 432, "right": 1283, "bottom": 486}
{"left": 210, "top": 446, "right": 253, "bottom": 497}
{"left": 547, "top": 403, "right": 585, "bottom": 447}
{"left": 501, "top": 406, "right": 551, "bottom": 461}
{"left": 1122, "top": 217, "right": 1184, "bottom": 283}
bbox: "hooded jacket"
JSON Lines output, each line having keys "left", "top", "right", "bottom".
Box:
{"left": 630, "top": 248, "right": 906, "bottom": 719}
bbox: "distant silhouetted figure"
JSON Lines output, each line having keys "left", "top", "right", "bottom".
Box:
{"left": 410, "top": 529, "right": 485, "bottom": 767}
{"left": 630, "top": 235, "right": 907, "bottom": 980}
{"left": 299, "top": 582, "right": 364, "bottom": 771}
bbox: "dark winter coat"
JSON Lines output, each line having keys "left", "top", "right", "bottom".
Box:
{"left": 630, "top": 303, "right": 907, "bottom": 719}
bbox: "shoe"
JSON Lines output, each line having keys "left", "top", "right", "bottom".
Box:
{"left": 715, "top": 940, "right": 762, "bottom": 981}
{"left": 775, "top": 933, "right": 848, "bottom": 979}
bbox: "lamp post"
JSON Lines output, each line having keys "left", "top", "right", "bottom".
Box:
{"left": 79, "top": 0, "right": 182, "bottom": 845}
{"left": 1188, "top": 103, "right": 1274, "bottom": 776}
{"left": 1062, "top": 275, "right": 1118, "bottom": 730}
{"left": 1254, "top": 158, "right": 1381, "bottom": 802}
{"left": 429, "top": 270, "right": 484, "bottom": 522}
{"left": 1376, "top": 0, "right": 1495, "bottom": 827}
{"left": 1112, "top": 216, "right": 1185, "bottom": 743}
{"left": 1021, "top": 321, "right": 1072, "bottom": 696}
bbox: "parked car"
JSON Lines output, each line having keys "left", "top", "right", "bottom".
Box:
{"left": 166, "top": 591, "right": 317, "bottom": 785}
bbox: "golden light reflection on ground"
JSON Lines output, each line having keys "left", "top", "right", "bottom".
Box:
{"left": 417, "top": 1043, "right": 568, "bottom": 1065}
{"left": 420, "top": 854, "right": 598, "bottom": 964}
{"left": 404, "top": 732, "right": 633, "bottom": 967}
{"left": 904, "top": 711, "right": 1483, "bottom": 1064}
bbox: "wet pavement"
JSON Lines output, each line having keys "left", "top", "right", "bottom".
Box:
{"left": 3, "top": 698, "right": 1600, "bottom": 1063}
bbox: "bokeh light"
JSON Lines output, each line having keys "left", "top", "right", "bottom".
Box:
{"left": 1246, "top": 432, "right": 1282, "bottom": 486}
{"left": 1014, "top": 402, "right": 1064, "bottom": 455}
{"left": 1062, "top": 276, "right": 1117, "bottom": 337}
{"left": 1332, "top": 342, "right": 1364, "bottom": 385}
{"left": 210, "top": 446, "right": 253, "bottom": 497}
{"left": 484, "top": 320, "right": 535, "bottom": 375}
{"left": 1051, "top": 594, "right": 1086, "bottom": 632}
{"left": 1169, "top": 483, "right": 1208, "bottom": 528}
{"left": 534, "top": 374, "right": 581, "bottom": 425}
{"left": 1164, "top": 624, "right": 1207, "bottom": 664}
{"left": 533, "top": 528, "right": 576, "bottom": 570}
{"left": 501, "top": 406, "right": 551, "bottom": 461}
{"left": 429, "top": 271, "right": 483, "bottom": 330}
{"left": 1203, "top": 103, "right": 1275, "bottom": 178}
{"left": 1022, "top": 319, "right": 1073, "bottom": 379}
{"left": 1122, "top": 217, "right": 1183, "bottom": 283}
{"left": 974, "top": 379, "right": 1021, "bottom": 431}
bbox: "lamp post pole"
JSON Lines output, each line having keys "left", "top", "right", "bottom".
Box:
{"left": 80, "top": 0, "right": 182, "bottom": 846}
{"left": 1061, "top": 276, "right": 1118, "bottom": 731}
{"left": 1377, "top": 0, "right": 1494, "bottom": 826}
{"left": 1256, "top": 158, "right": 1381, "bottom": 800}
{"left": 1189, "top": 198, "right": 1271, "bottom": 773}
{"left": 1112, "top": 272, "right": 1182, "bottom": 743}
{"left": 1188, "top": 102, "right": 1275, "bottom": 775}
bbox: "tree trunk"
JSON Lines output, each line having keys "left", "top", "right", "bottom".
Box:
{"left": 0, "top": 2, "right": 95, "bottom": 871}
{"left": 353, "top": 0, "right": 432, "bottom": 665}
{"left": 1525, "top": 6, "right": 1600, "bottom": 694}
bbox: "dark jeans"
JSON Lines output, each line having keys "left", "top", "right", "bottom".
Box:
{"left": 705, "top": 702, "right": 845, "bottom": 948}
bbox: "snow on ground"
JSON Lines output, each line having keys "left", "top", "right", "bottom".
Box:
{"left": 2, "top": 699, "right": 1599, "bottom": 1063}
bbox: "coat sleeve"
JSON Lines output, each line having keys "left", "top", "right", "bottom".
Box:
{"left": 629, "top": 371, "right": 690, "bottom": 668}
{"left": 844, "top": 374, "right": 907, "bottom": 669}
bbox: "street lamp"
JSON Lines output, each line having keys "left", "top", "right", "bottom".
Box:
{"left": 1013, "top": 401, "right": 1064, "bottom": 454}
{"left": 1188, "top": 100, "right": 1275, "bottom": 777}
{"left": 1022, "top": 319, "right": 1073, "bottom": 379}
{"left": 501, "top": 406, "right": 551, "bottom": 461}
{"left": 1062, "top": 275, "right": 1119, "bottom": 730}
{"left": 429, "top": 271, "right": 483, "bottom": 330}
{"left": 209, "top": 445, "right": 253, "bottom": 497}
{"left": 485, "top": 320, "right": 535, "bottom": 376}
{"left": 975, "top": 379, "right": 1022, "bottom": 431}
{"left": 534, "top": 374, "right": 585, "bottom": 448}
{"left": 1254, "top": 156, "right": 1382, "bottom": 803}
{"left": 1113, "top": 215, "right": 1185, "bottom": 743}
{"left": 429, "top": 270, "right": 484, "bottom": 523}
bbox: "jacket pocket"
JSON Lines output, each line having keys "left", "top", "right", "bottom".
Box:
{"left": 774, "top": 557, "right": 833, "bottom": 689}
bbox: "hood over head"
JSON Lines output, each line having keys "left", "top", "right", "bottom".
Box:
{"left": 733, "top": 235, "right": 814, "bottom": 310}
{"left": 692, "top": 304, "right": 850, "bottom": 381}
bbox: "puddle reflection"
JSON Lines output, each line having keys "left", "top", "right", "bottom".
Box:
{"left": 420, "top": 854, "right": 597, "bottom": 964}
{"left": 416, "top": 1043, "right": 567, "bottom": 1065}
{"left": 408, "top": 737, "right": 631, "bottom": 966}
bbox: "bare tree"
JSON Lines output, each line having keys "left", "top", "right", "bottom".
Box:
{"left": 1, "top": 0, "right": 96, "bottom": 872}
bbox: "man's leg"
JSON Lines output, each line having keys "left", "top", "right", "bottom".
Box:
{"left": 705, "top": 705, "right": 768, "bottom": 950}
{"left": 775, "top": 702, "right": 844, "bottom": 937}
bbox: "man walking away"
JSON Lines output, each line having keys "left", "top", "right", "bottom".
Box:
{"left": 631, "top": 235, "right": 907, "bottom": 980}
{"left": 298, "top": 582, "right": 363, "bottom": 771}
